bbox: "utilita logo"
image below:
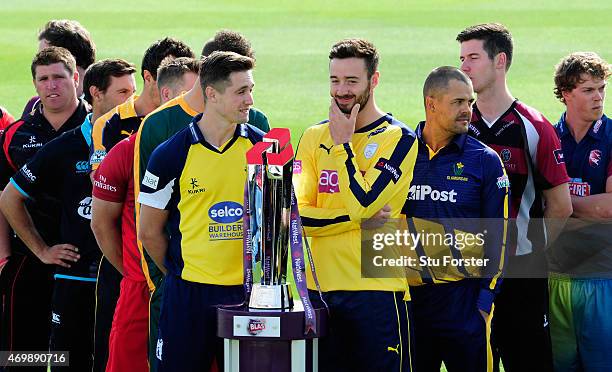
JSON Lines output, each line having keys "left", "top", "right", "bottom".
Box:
{"left": 319, "top": 170, "right": 339, "bottom": 193}
{"left": 408, "top": 185, "right": 457, "bottom": 202}
{"left": 247, "top": 319, "right": 266, "bottom": 335}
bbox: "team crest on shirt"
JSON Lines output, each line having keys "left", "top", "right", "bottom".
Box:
{"left": 447, "top": 162, "right": 468, "bottom": 182}
{"left": 589, "top": 150, "right": 602, "bottom": 167}
{"left": 90, "top": 150, "right": 106, "bottom": 165}
{"left": 75, "top": 160, "right": 89, "bottom": 174}
{"left": 496, "top": 175, "right": 510, "bottom": 189}
{"left": 501, "top": 149, "right": 511, "bottom": 162}
{"left": 364, "top": 143, "right": 379, "bottom": 159}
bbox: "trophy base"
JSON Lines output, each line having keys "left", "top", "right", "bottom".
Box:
{"left": 249, "top": 283, "right": 294, "bottom": 310}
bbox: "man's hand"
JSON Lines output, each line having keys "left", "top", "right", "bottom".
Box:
{"left": 329, "top": 98, "right": 359, "bottom": 145}
{"left": 37, "top": 244, "right": 80, "bottom": 268}
{"left": 361, "top": 204, "right": 391, "bottom": 230}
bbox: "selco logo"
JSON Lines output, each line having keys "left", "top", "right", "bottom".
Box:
{"left": 209, "top": 201, "right": 244, "bottom": 223}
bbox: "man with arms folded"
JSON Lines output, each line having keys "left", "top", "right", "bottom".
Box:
{"left": 294, "top": 38, "right": 419, "bottom": 372}
{"left": 138, "top": 51, "right": 262, "bottom": 372}
{"left": 548, "top": 52, "right": 612, "bottom": 372}
{"left": 0, "top": 58, "right": 136, "bottom": 371}
{"left": 457, "top": 23, "right": 572, "bottom": 372}
{"left": 404, "top": 66, "right": 508, "bottom": 372}
{"left": 0, "top": 47, "right": 90, "bottom": 365}
{"left": 133, "top": 30, "right": 269, "bottom": 370}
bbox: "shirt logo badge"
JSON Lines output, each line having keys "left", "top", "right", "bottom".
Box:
{"left": 22, "top": 135, "right": 42, "bottom": 149}
{"left": 293, "top": 160, "right": 302, "bottom": 174}
{"left": 375, "top": 158, "right": 401, "bottom": 183}
{"left": 364, "top": 143, "right": 379, "bottom": 159}
{"left": 593, "top": 119, "right": 603, "bottom": 134}
{"left": 501, "top": 149, "right": 511, "bottom": 162}
{"left": 143, "top": 171, "right": 159, "bottom": 190}
{"left": 496, "top": 175, "right": 510, "bottom": 189}
{"left": 75, "top": 160, "right": 89, "bottom": 174}
{"left": 569, "top": 178, "right": 591, "bottom": 197}
{"left": 319, "top": 143, "right": 333, "bottom": 155}
{"left": 589, "top": 149, "right": 602, "bottom": 167}
{"left": 318, "top": 170, "right": 339, "bottom": 193}
{"left": 553, "top": 149, "right": 565, "bottom": 164}
{"left": 447, "top": 162, "right": 468, "bottom": 182}
{"left": 188, "top": 177, "right": 205, "bottom": 195}
{"left": 453, "top": 162, "right": 464, "bottom": 176}
{"left": 78, "top": 197, "right": 92, "bottom": 220}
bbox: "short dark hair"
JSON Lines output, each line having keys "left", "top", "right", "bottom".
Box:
{"left": 201, "top": 29, "right": 254, "bottom": 58}
{"left": 157, "top": 56, "right": 200, "bottom": 90}
{"left": 554, "top": 52, "right": 611, "bottom": 103}
{"left": 199, "top": 51, "right": 254, "bottom": 101}
{"left": 141, "top": 37, "right": 194, "bottom": 80}
{"left": 83, "top": 59, "right": 136, "bottom": 104}
{"left": 423, "top": 66, "right": 472, "bottom": 101}
{"left": 456, "top": 23, "right": 513, "bottom": 71}
{"left": 31, "top": 46, "right": 77, "bottom": 79}
{"left": 329, "top": 38, "right": 379, "bottom": 79}
{"left": 38, "top": 19, "right": 96, "bottom": 70}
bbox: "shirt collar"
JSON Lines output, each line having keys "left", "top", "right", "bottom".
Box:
{"left": 355, "top": 114, "right": 392, "bottom": 133}
{"left": 558, "top": 112, "right": 607, "bottom": 140}
{"left": 416, "top": 121, "right": 467, "bottom": 152}
{"left": 188, "top": 113, "right": 245, "bottom": 152}
{"left": 80, "top": 113, "right": 93, "bottom": 147}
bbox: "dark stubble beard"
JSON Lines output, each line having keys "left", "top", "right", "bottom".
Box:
{"left": 335, "top": 82, "right": 371, "bottom": 115}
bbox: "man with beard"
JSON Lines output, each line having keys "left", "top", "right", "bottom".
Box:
{"left": 0, "top": 47, "right": 89, "bottom": 368}
{"left": 457, "top": 23, "right": 572, "bottom": 372}
{"left": 548, "top": 52, "right": 612, "bottom": 371}
{"left": 294, "top": 38, "right": 418, "bottom": 372}
{"left": 404, "top": 66, "right": 508, "bottom": 372}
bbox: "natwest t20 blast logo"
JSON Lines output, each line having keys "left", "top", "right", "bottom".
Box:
{"left": 247, "top": 319, "right": 266, "bottom": 335}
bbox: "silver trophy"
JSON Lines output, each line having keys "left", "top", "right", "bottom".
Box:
{"left": 246, "top": 128, "right": 294, "bottom": 310}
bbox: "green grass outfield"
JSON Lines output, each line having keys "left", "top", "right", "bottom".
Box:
{"left": 1, "top": 0, "right": 611, "bottom": 135}
{"left": 1, "top": 1, "right": 611, "bottom": 371}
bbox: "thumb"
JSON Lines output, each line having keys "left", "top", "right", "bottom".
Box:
{"left": 350, "top": 103, "right": 360, "bottom": 119}
{"left": 382, "top": 204, "right": 391, "bottom": 212}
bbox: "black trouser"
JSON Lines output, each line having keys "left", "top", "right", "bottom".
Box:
{"left": 491, "top": 253, "right": 553, "bottom": 372}
{"left": 49, "top": 277, "right": 96, "bottom": 372}
{"left": 92, "top": 258, "right": 122, "bottom": 372}
{"left": 0, "top": 254, "right": 54, "bottom": 372}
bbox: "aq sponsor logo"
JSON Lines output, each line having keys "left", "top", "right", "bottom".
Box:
{"left": 78, "top": 197, "right": 92, "bottom": 220}
{"left": 209, "top": 201, "right": 244, "bottom": 223}
{"left": 408, "top": 185, "right": 457, "bottom": 203}
{"left": 318, "top": 169, "right": 339, "bottom": 193}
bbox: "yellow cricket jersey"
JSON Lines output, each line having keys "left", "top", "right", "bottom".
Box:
{"left": 294, "top": 114, "right": 419, "bottom": 292}
{"left": 137, "top": 115, "right": 264, "bottom": 284}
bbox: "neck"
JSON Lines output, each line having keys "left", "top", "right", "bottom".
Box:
{"left": 91, "top": 107, "right": 104, "bottom": 125}
{"left": 354, "top": 99, "right": 386, "bottom": 131}
{"left": 134, "top": 88, "right": 158, "bottom": 117}
{"left": 475, "top": 79, "right": 514, "bottom": 122}
{"left": 43, "top": 99, "right": 78, "bottom": 130}
{"left": 565, "top": 110, "right": 596, "bottom": 143}
{"left": 184, "top": 82, "right": 205, "bottom": 113}
{"left": 422, "top": 120, "right": 454, "bottom": 152}
{"left": 198, "top": 110, "right": 236, "bottom": 148}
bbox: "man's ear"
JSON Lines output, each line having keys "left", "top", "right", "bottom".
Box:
{"left": 73, "top": 70, "right": 80, "bottom": 88}
{"left": 205, "top": 85, "right": 217, "bottom": 103}
{"left": 371, "top": 71, "right": 380, "bottom": 90}
{"left": 90, "top": 85, "right": 101, "bottom": 102}
{"left": 425, "top": 96, "right": 436, "bottom": 113}
{"left": 160, "top": 86, "right": 171, "bottom": 103}
{"left": 495, "top": 52, "right": 507, "bottom": 70}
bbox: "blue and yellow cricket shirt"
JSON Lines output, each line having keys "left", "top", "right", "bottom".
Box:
{"left": 295, "top": 114, "right": 419, "bottom": 292}
{"left": 403, "top": 122, "right": 509, "bottom": 313}
{"left": 138, "top": 114, "right": 264, "bottom": 284}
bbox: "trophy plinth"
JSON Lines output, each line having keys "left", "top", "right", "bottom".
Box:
{"left": 249, "top": 283, "right": 294, "bottom": 310}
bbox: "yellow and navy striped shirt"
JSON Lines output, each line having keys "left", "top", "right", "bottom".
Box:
{"left": 294, "top": 114, "right": 419, "bottom": 292}
{"left": 138, "top": 114, "right": 263, "bottom": 284}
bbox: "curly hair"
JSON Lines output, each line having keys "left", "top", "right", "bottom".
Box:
{"left": 329, "top": 38, "right": 379, "bottom": 79}
{"left": 553, "top": 52, "right": 611, "bottom": 103}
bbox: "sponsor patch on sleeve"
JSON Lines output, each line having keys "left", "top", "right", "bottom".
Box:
{"left": 293, "top": 160, "right": 302, "bottom": 174}
{"left": 496, "top": 175, "right": 510, "bottom": 189}
{"left": 90, "top": 149, "right": 106, "bottom": 165}
{"left": 374, "top": 158, "right": 402, "bottom": 183}
{"left": 553, "top": 149, "right": 565, "bottom": 164}
{"left": 143, "top": 170, "right": 160, "bottom": 190}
